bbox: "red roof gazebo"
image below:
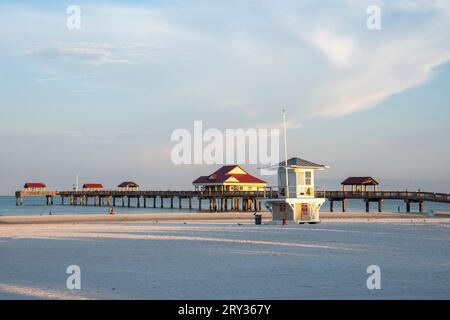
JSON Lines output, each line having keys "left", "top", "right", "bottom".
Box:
{"left": 118, "top": 181, "right": 139, "bottom": 190}
{"left": 82, "top": 183, "right": 104, "bottom": 190}
{"left": 24, "top": 182, "right": 46, "bottom": 190}
{"left": 341, "top": 177, "right": 379, "bottom": 192}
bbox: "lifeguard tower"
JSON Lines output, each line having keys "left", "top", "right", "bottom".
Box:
{"left": 265, "top": 109, "right": 328, "bottom": 224}
{"left": 267, "top": 157, "right": 327, "bottom": 224}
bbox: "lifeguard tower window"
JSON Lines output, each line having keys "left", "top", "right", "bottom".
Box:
{"left": 305, "top": 171, "right": 312, "bottom": 185}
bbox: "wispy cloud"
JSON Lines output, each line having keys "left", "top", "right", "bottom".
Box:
{"left": 277, "top": 0, "right": 450, "bottom": 117}
{"left": 11, "top": 5, "right": 211, "bottom": 65}
{"left": 70, "top": 83, "right": 142, "bottom": 93}
{"left": 1, "top": 1, "right": 449, "bottom": 120}
{"left": 27, "top": 43, "right": 143, "bottom": 65}
{"left": 308, "top": 30, "right": 360, "bottom": 68}
{"left": 34, "top": 74, "right": 93, "bottom": 83}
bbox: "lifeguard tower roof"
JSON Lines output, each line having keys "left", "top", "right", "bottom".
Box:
{"left": 279, "top": 157, "right": 327, "bottom": 169}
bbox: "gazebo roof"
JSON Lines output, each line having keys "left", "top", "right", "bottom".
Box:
{"left": 24, "top": 182, "right": 46, "bottom": 188}
{"left": 82, "top": 183, "right": 104, "bottom": 189}
{"left": 341, "top": 177, "right": 379, "bottom": 185}
{"left": 118, "top": 181, "right": 139, "bottom": 188}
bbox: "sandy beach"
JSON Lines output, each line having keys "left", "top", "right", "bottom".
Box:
{"left": 0, "top": 211, "right": 272, "bottom": 225}
{"left": 1, "top": 212, "right": 449, "bottom": 300}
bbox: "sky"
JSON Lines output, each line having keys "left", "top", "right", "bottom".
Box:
{"left": 0, "top": 0, "right": 449, "bottom": 194}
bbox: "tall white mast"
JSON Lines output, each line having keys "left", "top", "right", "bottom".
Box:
{"left": 283, "top": 108, "right": 289, "bottom": 197}
{"left": 76, "top": 174, "right": 79, "bottom": 191}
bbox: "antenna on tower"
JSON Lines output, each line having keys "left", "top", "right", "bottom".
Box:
{"left": 73, "top": 174, "right": 79, "bottom": 191}
{"left": 282, "top": 108, "right": 289, "bottom": 197}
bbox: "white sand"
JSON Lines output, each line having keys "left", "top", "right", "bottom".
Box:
{"left": 0, "top": 212, "right": 272, "bottom": 225}
{"left": 1, "top": 218, "right": 449, "bottom": 299}
{"left": 1, "top": 211, "right": 446, "bottom": 225}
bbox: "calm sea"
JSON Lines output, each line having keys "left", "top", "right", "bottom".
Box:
{"left": 0, "top": 196, "right": 449, "bottom": 216}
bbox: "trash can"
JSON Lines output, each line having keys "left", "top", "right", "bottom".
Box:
{"left": 255, "top": 213, "right": 262, "bottom": 225}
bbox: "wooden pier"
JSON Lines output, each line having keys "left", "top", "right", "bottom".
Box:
{"left": 15, "top": 189, "right": 450, "bottom": 213}
{"left": 316, "top": 191, "right": 450, "bottom": 213}
{"left": 15, "top": 190, "right": 57, "bottom": 206}
{"left": 14, "top": 190, "right": 276, "bottom": 212}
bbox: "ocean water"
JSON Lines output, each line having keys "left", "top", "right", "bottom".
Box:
{"left": 0, "top": 196, "right": 196, "bottom": 216}
{"left": 1, "top": 196, "right": 449, "bottom": 216}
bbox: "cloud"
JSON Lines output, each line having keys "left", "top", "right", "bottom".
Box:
{"left": 27, "top": 43, "right": 145, "bottom": 65}
{"left": 309, "top": 30, "right": 360, "bottom": 68}
{"left": 11, "top": 5, "right": 211, "bottom": 66}
{"left": 277, "top": 0, "right": 450, "bottom": 117}
{"left": 34, "top": 74, "right": 93, "bottom": 83}
{"left": 308, "top": 23, "right": 450, "bottom": 116}
{"left": 70, "top": 83, "right": 142, "bottom": 93}
{"left": 1, "top": 1, "right": 450, "bottom": 121}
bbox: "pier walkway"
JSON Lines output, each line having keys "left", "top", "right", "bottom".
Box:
{"left": 16, "top": 190, "right": 276, "bottom": 212}
{"left": 15, "top": 189, "right": 450, "bottom": 213}
{"left": 317, "top": 191, "right": 450, "bottom": 212}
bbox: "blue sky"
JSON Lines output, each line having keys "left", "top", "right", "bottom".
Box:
{"left": 0, "top": 0, "right": 449, "bottom": 194}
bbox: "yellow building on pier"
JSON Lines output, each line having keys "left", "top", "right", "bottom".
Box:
{"left": 193, "top": 165, "right": 266, "bottom": 192}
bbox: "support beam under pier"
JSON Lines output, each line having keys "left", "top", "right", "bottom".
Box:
{"left": 419, "top": 201, "right": 424, "bottom": 213}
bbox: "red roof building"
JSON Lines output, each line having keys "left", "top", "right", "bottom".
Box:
{"left": 82, "top": 183, "right": 104, "bottom": 190}
{"left": 193, "top": 165, "right": 266, "bottom": 192}
{"left": 24, "top": 182, "right": 46, "bottom": 190}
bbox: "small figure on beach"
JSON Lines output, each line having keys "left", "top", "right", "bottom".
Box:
{"left": 108, "top": 207, "right": 115, "bottom": 215}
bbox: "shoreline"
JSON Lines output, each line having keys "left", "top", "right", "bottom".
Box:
{"left": 1, "top": 211, "right": 449, "bottom": 225}
{"left": 0, "top": 212, "right": 272, "bottom": 225}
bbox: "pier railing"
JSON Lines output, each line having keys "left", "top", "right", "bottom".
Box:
{"left": 40, "top": 189, "right": 450, "bottom": 203}
{"left": 57, "top": 190, "right": 276, "bottom": 198}
{"left": 315, "top": 191, "right": 450, "bottom": 203}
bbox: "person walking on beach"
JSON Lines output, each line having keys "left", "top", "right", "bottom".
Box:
{"left": 108, "top": 207, "right": 115, "bottom": 215}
